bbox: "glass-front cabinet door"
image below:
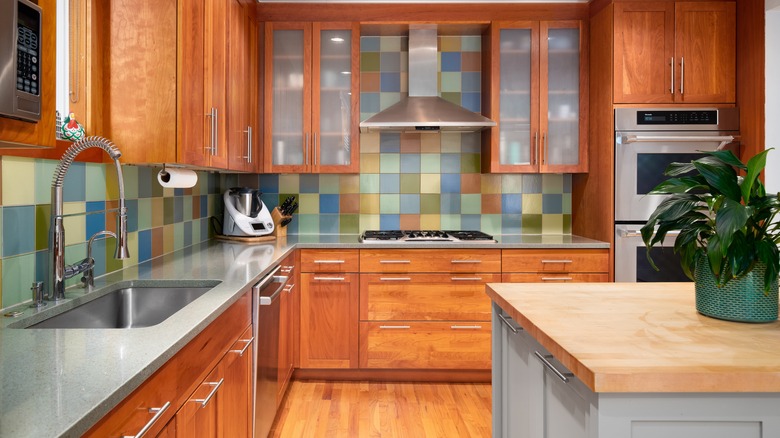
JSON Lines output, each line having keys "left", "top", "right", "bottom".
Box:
{"left": 264, "top": 22, "right": 359, "bottom": 174}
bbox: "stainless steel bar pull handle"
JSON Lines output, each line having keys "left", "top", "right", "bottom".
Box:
{"left": 379, "top": 260, "right": 411, "bottom": 264}
{"left": 243, "top": 126, "right": 253, "bottom": 163}
{"left": 541, "top": 259, "right": 572, "bottom": 264}
{"left": 670, "top": 57, "right": 675, "bottom": 95}
{"left": 451, "top": 277, "right": 482, "bottom": 281}
{"left": 496, "top": 313, "right": 520, "bottom": 334}
{"left": 122, "top": 401, "right": 171, "bottom": 438}
{"left": 229, "top": 337, "right": 254, "bottom": 356}
{"left": 680, "top": 57, "right": 684, "bottom": 94}
{"left": 380, "top": 277, "right": 412, "bottom": 281}
{"left": 313, "top": 133, "right": 318, "bottom": 166}
{"left": 305, "top": 133, "right": 310, "bottom": 165}
{"left": 192, "top": 379, "right": 224, "bottom": 408}
{"left": 534, "top": 351, "right": 572, "bottom": 383}
{"left": 380, "top": 325, "right": 411, "bottom": 329}
{"left": 205, "top": 108, "right": 217, "bottom": 155}
{"left": 541, "top": 277, "right": 573, "bottom": 282}
{"left": 451, "top": 325, "right": 482, "bottom": 329}
{"left": 313, "top": 276, "right": 345, "bottom": 281}
{"left": 314, "top": 260, "right": 345, "bottom": 264}
{"left": 533, "top": 131, "right": 538, "bottom": 165}
{"left": 451, "top": 259, "right": 482, "bottom": 264}
{"left": 542, "top": 132, "right": 547, "bottom": 165}
{"left": 213, "top": 107, "right": 219, "bottom": 155}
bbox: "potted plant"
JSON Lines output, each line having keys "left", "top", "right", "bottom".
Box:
{"left": 641, "top": 149, "right": 780, "bottom": 322}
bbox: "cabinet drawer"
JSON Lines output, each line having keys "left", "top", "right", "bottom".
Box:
{"left": 360, "top": 249, "right": 501, "bottom": 273}
{"left": 359, "top": 322, "right": 491, "bottom": 369}
{"left": 301, "top": 249, "right": 359, "bottom": 272}
{"left": 502, "top": 249, "right": 608, "bottom": 273}
{"left": 360, "top": 273, "right": 499, "bottom": 321}
{"left": 502, "top": 273, "right": 609, "bottom": 283}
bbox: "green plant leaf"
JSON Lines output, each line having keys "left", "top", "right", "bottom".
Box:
{"left": 707, "top": 235, "right": 724, "bottom": 280}
{"left": 714, "top": 198, "right": 750, "bottom": 250}
{"left": 756, "top": 240, "right": 780, "bottom": 293}
{"left": 702, "top": 149, "right": 747, "bottom": 171}
{"left": 664, "top": 161, "right": 696, "bottom": 177}
{"left": 693, "top": 160, "right": 742, "bottom": 202}
{"left": 741, "top": 149, "right": 770, "bottom": 203}
{"left": 650, "top": 176, "right": 709, "bottom": 194}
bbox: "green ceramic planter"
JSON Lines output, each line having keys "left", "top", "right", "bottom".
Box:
{"left": 694, "top": 259, "right": 779, "bottom": 323}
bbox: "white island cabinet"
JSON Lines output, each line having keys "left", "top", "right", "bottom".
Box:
{"left": 489, "top": 283, "right": 780, "bottom": 438}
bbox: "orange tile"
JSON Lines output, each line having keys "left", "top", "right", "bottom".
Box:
{"left": 400, "top": 214, "right": 421, "bottom": 230}
{"left": 192, "top": 196, "right": 201, "bottom": 219}
{"left": 152, "top": 227, "right": 164, "bottom": 258}
{"left": 400, "top": 133, "right": 421, "bottom": 153}
{"left": 460, "top": 173, "right": 481, "bottom": 194}
{"left": 461, "top": 52, "right": 482, "bottom": 72}
{"left": 361, "top": 72, "right": 381, "bottom": 92}
{"left": 340, "top": 193, "right": 360, "bottom": 214}
{"left": 482, "top": 194, "right": 502, "bottom": 214}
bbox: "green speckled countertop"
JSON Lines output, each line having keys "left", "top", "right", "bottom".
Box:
{"left": 0, "top": 234, "right": 606, "bottom": 437}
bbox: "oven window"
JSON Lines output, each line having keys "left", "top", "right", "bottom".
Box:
{"left": 634, "top": 247, "right": 691, "bottom": 282}
{"left": 636, "top": 153, "right": 704, "bottom": 194}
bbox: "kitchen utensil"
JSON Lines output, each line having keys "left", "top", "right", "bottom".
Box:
{"left": 223, "top": 188, "right": 274, "bottom": 237}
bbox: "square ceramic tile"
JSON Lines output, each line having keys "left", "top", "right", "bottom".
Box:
{"left": 85, "top": 163, "right": 109, "bottom": 202}
{"left": 481, "top": 174, "right": 502, "bottom": 194}
{"left": 461, "top": 214, "right": 481, "bottom": 230}
{"left": 400, "top": 174, "right": 420, "bottom": 194}
{"left": 319, "top": 214, "right": 340, "bottom": 234}
{"left": 339, "top": 193, "right": 360, "bottom": 214}
{"left": 461, "top": 72, "right": 481, "bottom": 92}
{"left": 440, "top": 36, "right": 461, "bottom": 52}
{"left": 63, "top": 202, "right": 86, "bottom": 246}
{"left": 300, "top": 174, "right": 320, "bottom": 193}
{"left": 360, "top": 52, "right": 380, "bottom": 71}
{"left": 420, "top": 134, "right": 440, "bottom": 153}
{"left": 379, "top": 154, "right": 400, "bottom": 173}
{"left": 460, "top": 194, "right": 481, "bottom": 214}
{"left": 420, "top": 174, "right": 441, "bottom": 194}
{"left": 440, "top": 193, "right": 461, "bottom": 214}
{"left": 440, "top": 133, "right": 461, "bottom": 153}
{"left": 522, "top": 174, "right": 542, "bottom": 193}
{"left": 163, "top": 197, "right": 174, "bottom": 225}
{"left": 522, "top": 193, "right": 543, "bottom": 215}
{"left": 419, "top": 214, "right": 440, "bottom": 230}
{"left": 400, "top": 194, "right": 420, "bottom": 214}
{"left": 360, "top": 154, "right": 380, "bottom": 173}
{"left": 461, "top": 154, "right": 481, "bottom": 174}
{"left": 521, "top": 214, "right": 542, "bottom": 234}
{"left": 360, "top": 194, "right": 380, "bottom": 214}
{"left": 502, "top": 194, "right": 522, "bottom": 214}
{"left": 420, "top": 194, "right": 441, "bottom": 214}
{"left": 86, "top": 201, "right": 106, "bottom": 239}
{"left": 380, "top": 72, "right": 401, "bottom": 92}
{"left": 3, "top": 206, "right": 35, "bottom": 257}
{"left": 440, "top": 72, "right": 461, "bottom": 92}
{"left": 460, "top": 173, "right": 481, "bottom": 194}
{"left": 420, "top": 154, "right": 441, "bottom": 173}
{"left": 359, "top": 214, "right": 380, "bottom": 231}
{"left": 399, "top": 134, "right": 420, "bottom": 153}
{"left": 462, "top": 92, "right": 481, "bottom": 112}
{"left": 380, "top": 174, "right": 400, "bottom": 193}
{"left": 379, "top": 133, "right": 401, "bottom": 153}
{"left": 379, "top": 214, "right": 400, "bottom": 229}
{"left": 441, "top": 92, "right": 461, "bottom": 106}
{"left": 379, "top": 194, "right": 400, "bottom": 214}
{"left": 259, "top": 174, "right": 279, "bottom": 193}
{"left": 399, "top": 214, "right": 420, "bottom": 230}
{"left": 320, "top": 194, "right": 340, "bottom": 214}
{"left": 542, "top": 174, "right": 564, "bottom": 194}
{"left": 319, "top": 175, "right": 340, "bottom": 194}
{"left": 339, "top": 174, "right": 360, "bottom": 194}
{"left": 340, "top": 214, "right": 359, "bottom": 234}
{"left": 360, "top": 174, "right": 380, "bottom": 194}
{"left": 279, "top": 174, "right": 300, "bottom": 193}
{"left": 361, "top": 36, "right": 380, "bottom": 52}
{"left": 138, "top": 229, "right": 152, "bottom": 263}
{"left": 379, "top": 92, "right": 401, "bottom": 111}
{"left": 151, "top": 198, "right": 164, "bottom": 228}
{"left": 380, "top": 52, "right": 401, "bottom": 71}
{"left": 441, "top": 174, "right": 461, "bottom": 193}
{"left": 502, "top": 214, "right": 523, "bottom": 234}
{"left": 34, "top": 204, "right": 49, "bottom": 251}
{"left": 34, "top": 159, "right": 57, "bottom": 205}
{"left": 137, "top": 198, "right": 152, "bottom": 230}
{"left": 361, "top": 93, "right": 380, "bottom": 115}
{"left": 542, "top": 194, "right": 563, "bottom": 214}
{"left": 461, "top": 132, "right": 481, "bottom": 153}
{"left": 502, "top": 174, "right": 523, "bottom": 194}
{"left": 379, "top": 36, "right": 402, "bottom": 52}
{"left": 298, "top": 194, "right": 319, "bottom": 214}
{"left": 173, "top": 222, "right": 184, "bottom": 251}
{"left": 481, "top": 214, "right": 502, "bottom": 235}
{"left": 3, "top": 157, "right": 35, "bottom": 206}
{"left": 361, "top": 72, "right": 381, "bottom": 93}
{"left": 481, "top": 194, "right": 502, "bottom": 214}
{"left": 441, "top": 52, "right": 461, "bottom": 72}
{"left": 562, "top": 193, "right": 572, "bottom": 214}
{"left": 399, "top": 155, "right": 421, "bottom": 174}
{"left": 1, "top": 253, "right": 35, "bottom": 307}
{"left": 461, "top": 36, "right": 482, "bottom": 52}
{"left": 440, "top": 214, "right": 461, "bottom": 230}
{"left": 461, "top": 51, "right": 482, "bottom": 71}
{"left": 542, "top": 214, "right": 565, "bottom": 235}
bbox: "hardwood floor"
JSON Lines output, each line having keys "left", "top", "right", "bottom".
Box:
{"left": 269, "top": 380, "right": 492, "bottom": 437}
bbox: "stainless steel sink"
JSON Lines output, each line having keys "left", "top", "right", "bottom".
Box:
{"left": 26, "top": 284, "right": 216, "bottom": 329}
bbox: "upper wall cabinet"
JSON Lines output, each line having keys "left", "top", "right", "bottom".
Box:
{"left": 264, "top": 22, "right": 359, "bottom": 174}
{"left": 613, "top": 1, "right": 736, "bottom": 104}
{"left": 482, "top": 21, "right": 588, "bottom": 173}
{"left": 0, "top": 0, "right": 56, "bottom": 148}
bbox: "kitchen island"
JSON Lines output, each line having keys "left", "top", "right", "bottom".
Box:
{"left": 487, "top": 282, "right": 780, "bottom": 438}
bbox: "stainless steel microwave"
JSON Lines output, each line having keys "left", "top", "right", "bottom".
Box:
{"left": 0, "top": 0, "right": 42, "bottom": 122}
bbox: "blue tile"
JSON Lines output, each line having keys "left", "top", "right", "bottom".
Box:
{"left": 380, "top": 174, "right": 400, "bottom": 193}
{"left": 361, "top": 36, "right": 380, "bottom": 51}
{"left": 86, "top": 201, "right": 106, "bottom": 238}
{"left": 462, "top": 72, "right": 481, "bottom": 92}
{"left": 184, "top": 221, "right": 192, "bottom": 247}
{"left": 380, "top": 214, "right": 400, "bottom": 230}
{"left": 501, "top": 214, "right": 522, "bottom": 234}
{"left": 90, "top": 238, "right": 107, "bottom": 277}
{"left": 440, "top": 193, "right": 461, "bottom": 214}
{"left": 3, "top": 206, "right": 35, "bottom": 256}
{"left": 440, "top": 174, "right": 461, "bottom": 193}
{"left": 441, "top": 52, "right": 461, "bottom": 72}
{"left": 300, "top": 174, "right": 319, "bottom": 193}
{"left": 138, "top": 166, "right": 153, "bottom": 198}
{"left": 200, "top": 195, "right": 208, "bottom": 218}
{"left": 379, "top": 133, "right": 400, "bottom": 153}
{"left": 502, "top": 194, "right": 523, "bottom": 214}
{"left": 441, "top": 154, "right": 461, "bottom": 173}
{"left": 319, "top": 214, "right": 340, "bottom": 234}
{"left": 261, "top": 194, "right": 277, "bottom": 210}
{"left": 174, "top": 188, "right": 184, "bottom": 196}
{"left": 35, "top": 249, "right": 47, "bottom": 286}
{"left": 380, "top": 52, "right": 401, "bottom": 71}
{"left": 63, "top": 162, "right": 86, "bottom": 202}
{"left": 380, "top": 72, "right": 401, "bottom": 92}
{"left": 400, "top": 194, "right": 420, "bottom": 214}
{"left": 563, "top": 174, "right": 572, "bottom": 193}
{"left": 259, "top": 174, "right": 279, "bottom": 193}
{"left": 174, "top": 196, "right": 183, "bottom": 223}
{"left": 543, "top": 194, "right": 563, "bottom": 214}
{"left": 125, "top": 199, "right": 138, "bottom": 233}
{"left": 461, "top": 214, "right": 482, "bottom": 230}
{"left": 361, "top": 93, "right": 380, "bottom": 114}
{"left": 461, "top": 92, "right": 481, "bottom": 113}
{"left": 320, "top": 194, "right": 340, "bottom": 213}
{"left": 138, "top": 229, "right": 152, "bottom": 263}
{"left": 400, "top": 154, "right": 421, "bottom": 174}
{"left": 200, "top": 217, "right": 210, "bottom": 240}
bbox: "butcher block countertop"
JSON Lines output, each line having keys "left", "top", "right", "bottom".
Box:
{"left": 486, "top": 282, "right": 780, "bottom": 393}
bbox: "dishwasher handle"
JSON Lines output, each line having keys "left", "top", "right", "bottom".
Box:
{"left": 254, "top": 265, "right": 288, "bottom": 306}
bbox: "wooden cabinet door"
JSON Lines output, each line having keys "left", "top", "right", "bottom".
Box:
{"left": 222, "top": 326, "right": 254, "bottom": 438}
{"left": 613, "top": 2, "right": 675, "bottom": 104}
{"left": 300, "top": 272, "right": 359, "bottom": 368}
{"left": 277, "top": 280, "right": 293, "bottom": 403}
{"left": 674, "top": 1, "right": 736, "bottom": 103}
{"left": 175, "top": 366, "right": 222, "bottom": 438}
{"left": 227, "top": 0, "right": 259, "bottom": 172}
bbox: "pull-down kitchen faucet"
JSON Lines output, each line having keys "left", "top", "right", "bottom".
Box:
{"left": 48, "top": 136, "right": 130, "bottom": 300}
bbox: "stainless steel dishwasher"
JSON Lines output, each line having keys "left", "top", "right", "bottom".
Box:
{"left": 252, "top": 265, "right": 289, "bottom": 438}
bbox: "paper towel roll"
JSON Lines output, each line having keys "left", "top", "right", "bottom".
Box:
{"left": 157, "top": 168, "right": 198, "bottom": 188}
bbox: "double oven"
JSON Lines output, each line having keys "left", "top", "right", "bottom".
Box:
{"left": 613, "top": 108, "right": 740, "bottom": 282}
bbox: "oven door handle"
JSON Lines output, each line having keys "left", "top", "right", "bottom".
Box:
{"left": 622, "top": 135, "right": 736, "bottom": 150}
{"left": 618, "top": 229, "right": 681, "bottom": 239}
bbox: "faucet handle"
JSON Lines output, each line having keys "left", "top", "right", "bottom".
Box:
{"left": 30, "top": 281, "right": 46, "bottom": 308}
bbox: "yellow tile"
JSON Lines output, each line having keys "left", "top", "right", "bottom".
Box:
{"left": 420, "top": 133, "right": 441, "bottom": 153}
{"left": 2, "top": 157, "right": 35, "bottom": 206}
{"left": 360, "top": 214, "right": 380, "bottom": 231}
{"left": 152, "top": 198, "right": 164, "bottom": 228}
{"left": 360, "top": 194, "right": 380, "bottom": 214}
{"left": 339, "top": 174, "right": 360, "bottom": 194}
{"left": 522, "top": 194, "right": 543, "bottom": 214}
{"left": 63, "top": 202, "right": 86, "bottom": 245}
{"left": 420, "top": 174, "right": 441, "bottom": 194}
{"left": 360, "top": 154, "right": 380, "bottom": 173}
{"left": 420, "top": 214, "right": 441, "bottom": 230}
{"left": 481, "top": 174, "right": 502, "bottom": 194}
{"left": 164, "top": 224, "right": 174, "bottom": 255}
{"left": 360, "top": 132, "right": 380, "bottom": 153}
{"left": 542, "top": 214, "right": 565, "bottom": 235}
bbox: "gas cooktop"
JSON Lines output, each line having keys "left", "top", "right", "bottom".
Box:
{"left": 360, "top": 230, "right": 496, "bottom": 243}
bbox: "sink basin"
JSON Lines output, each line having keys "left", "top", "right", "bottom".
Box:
{"left": 27, "top": 284, "right": 216, "bottom": 329}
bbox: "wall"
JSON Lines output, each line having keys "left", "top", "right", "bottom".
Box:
{"left": 243, "top": 35, "right": 572, "bottom": 235}
{"left": 0, "top": 157, "right": 220, "bottom": 309}
{"left": 767, "top": 1, "right": 780, "bottom": 193}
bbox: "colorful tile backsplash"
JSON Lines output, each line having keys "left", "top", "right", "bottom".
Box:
{"left": 0, "top": 157, "right": 221, "bottom": 309}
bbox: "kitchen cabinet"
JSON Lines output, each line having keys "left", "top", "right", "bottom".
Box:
{"left": 502, "top": 249, "right": 609, "bottom": 283}
{"left": 613, "top": 1, "right": 736, "bottom": 104}
{"left": 482, "top": 20, "right": 588, "bottom": 173}
{"left": 278, "top": 252, "right": 297, "bottom": 404}
{"left": 359, "top": 249, "right": 498, "bottom": 370}
{"left": 299, "top": 249, "right": 359, "bottom": 369}
{"left": 0, "top": 0, "right": 56, "bottom": 149}
{"left": 263, "top": 22, "right": 359, "bottom": 174}
{"left": 83, "top": 290, "right": 252, "bottom": 438}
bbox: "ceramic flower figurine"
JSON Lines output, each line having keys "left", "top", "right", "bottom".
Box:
{"left": 61, "top": 112, "right": 85, "bottom": 142}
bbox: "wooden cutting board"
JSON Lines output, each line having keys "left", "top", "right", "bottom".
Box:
{"left": 214, "top": 234, "right": 276, "bottom": 243}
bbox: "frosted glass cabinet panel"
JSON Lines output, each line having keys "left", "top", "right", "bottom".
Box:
{"left": 499, "top": 27, "right": 537, "bottom": 169}
{"left": 264, "top": 22, "right": 359, "bottom": 174}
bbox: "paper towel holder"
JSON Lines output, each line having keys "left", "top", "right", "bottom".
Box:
{"left": 158, "top": 164, "right": 198, "bottom": 188}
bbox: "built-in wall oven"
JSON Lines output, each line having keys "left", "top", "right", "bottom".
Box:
{"left": 613, "top": 108, "right": 740, "bottom": 282}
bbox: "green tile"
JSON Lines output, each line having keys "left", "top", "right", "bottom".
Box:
{"left": 279, "top": 174, "right": 300, "bottom": 193}
{"left": 420, "top": 194, "right": 441, "bottom": 214}
{"left": 522, "top": 193, "right": 543, "bottom": 215}
{"left": 441, "top": 92, "right": 461, "bottom": 106}
{"left": 440, "top": 133, "right": 461, "bottom": 153}
{"left": 191, "top": 220, "right": 202, "bottom": 244}
{"left": 380, "top": 36, "right": 402, "bottom": 52}
{"left": 461, "top": 194, "right": 481, "bottom": 214}
{"left": 163, "top": 197, "right": 174, "bottom": 225}
{"left": 521, "top": 214, "right": 543, "bottom": 234}
{"left": 379, "top": 92, "right": 402, "bottom": 111}
{"left": 462, "top": 36, "right": 482, "bottom": 52}
{"left": 119, "top": 164, "right": 138, "bottom": 200}
{"left": 502, "top": 174, "right": 523, "bottom": 194}
{"left": 34, "top": 204, "right": 51, "bottom": 251}
{"left": 151, "top": 172, "right": 163, "bottom": 198}
{"left": 420, "top": 154, "right": 441, "bottom": 173}
{"left": 1, "top": 253, "right": 36, "bottom": 307}
{"left": 319, "top": 175, "right": 340, "bottom": 194}
{"left": 297, "top": 214, "right": 319, "bottom": 234}
{"left": 85, "top": 163, "right": 109, "bottom": 202}
{"left": 440, "top": 72, "right": 461, "bottom": 93}
{"left": 481, "top": 214, "right": 502, "bottom": 236}
{"left": 340, "top": 214, "right": 359, "bottom": 234}
{"left": 34, "top": 159, "right": 57, "bottom": 205}
{"left": 173, "top": 222, "right": 184, "bottom": 250}
{"left": 542, "top": 214, "right": 564, "bottom": 234}
{"left": 420, "top": 174, "right": 440, "bottom": 194}
{"left": 440, "top": 214, "right": 461, "bottom": 230}
{"left": 137, "top": 198, "right": 152, "bottom": 231}
{"left": 562, "top": 193, "right": 572, "bottom": 214}
{"left": 542, "top": 174, "right": 564, "bottom": 194}
{"left": 360, "top": 174, "right": 380, "bottom": 193}
{"left": 298, "top": 194, "right": 319, "bottom": 214}
{"left": 0, "top": 208, "right": 3, "bottom": 257}
{"left": 400, "top": 174, "right": 421, "bottom": 194}
{"left": 360, "top": 52, "right": 380, "bottom": 71}
{"left": 3, "top": 157, "right": 35, "bottom": 206}
{"left": 359, "top": 214, "right": 380, "bottom": 232}
{"left": 379, "top": 154, "right": 400, "bottom": 173}
{"left": 461, "top": 153, "right": 481, "bottom": 174}
{"left": 379, "top": 194, "right": 400, "bottom": 214}
{"left": 183, "top": 196, "right": 193, "bottom": 221}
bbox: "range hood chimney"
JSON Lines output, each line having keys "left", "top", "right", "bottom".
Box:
{"left": 359, "top": 27, "right": 496, "bottom": 133}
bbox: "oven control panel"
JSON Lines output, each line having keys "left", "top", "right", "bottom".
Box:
{"left": 637, "top": 110, "right": 717, "bottom": 125}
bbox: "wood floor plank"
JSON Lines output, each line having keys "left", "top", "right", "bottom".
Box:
{"left": 270, "top": 381, "right": 491, "bottom": 437}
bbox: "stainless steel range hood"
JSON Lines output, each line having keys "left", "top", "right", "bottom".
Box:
{"left": 359, "top": 27, "right": 496, "bottom": 133}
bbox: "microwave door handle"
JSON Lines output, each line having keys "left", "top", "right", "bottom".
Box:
{"left": 621, "top": 135, "right": 736, "bottom": 150}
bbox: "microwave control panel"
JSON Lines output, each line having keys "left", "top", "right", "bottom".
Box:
{"left": 17, "top": 9, "right": 40, "bottom": 97}
{"left": 0, "top": 0, "right": 42, "bottom": 122}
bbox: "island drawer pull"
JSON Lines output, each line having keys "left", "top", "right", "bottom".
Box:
{"left": 380, "top": 260, "right": 411, "bottom": 264}
{"left": 192, "top": 379, "right": 224, "bottom": 408}
{"left": 451, "top": 277, "right": 482, "bottom": 281}
{"left": 451, "top": 259, "right": 482, "bottom": 264}
{"left": 380, "top": 277, "right": 411, "bottom": 281}
{"left": 496, "top": 313, "right": 521, "bottom": 334}
{"left": 451, "top": 325, "right": 482, "bottom": 330}
{"left": 379, "top": 325, "right": 411, "bottom": 329}
{"left": 534, "top": 351, "right": 573, "bottom": 383}
{"left": 313, "top": 260, "right": 345, "bottom": 264}
{"left": 313, "top": 276, "right": 345, "bottom": 281}
{"left": 284, "top": 284, "right": 295, "bottom": 293}
{"left": 229, "top": 337, "right": 254, "bottom": 356}
{"left": 122, "top": 401, "right": 171, "bottom": 438}
{"left": 541, "top": 259, "right": 572, "bottom": 264}
{"left": 541, "top": 277, "right": 573, "bottom": 282}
